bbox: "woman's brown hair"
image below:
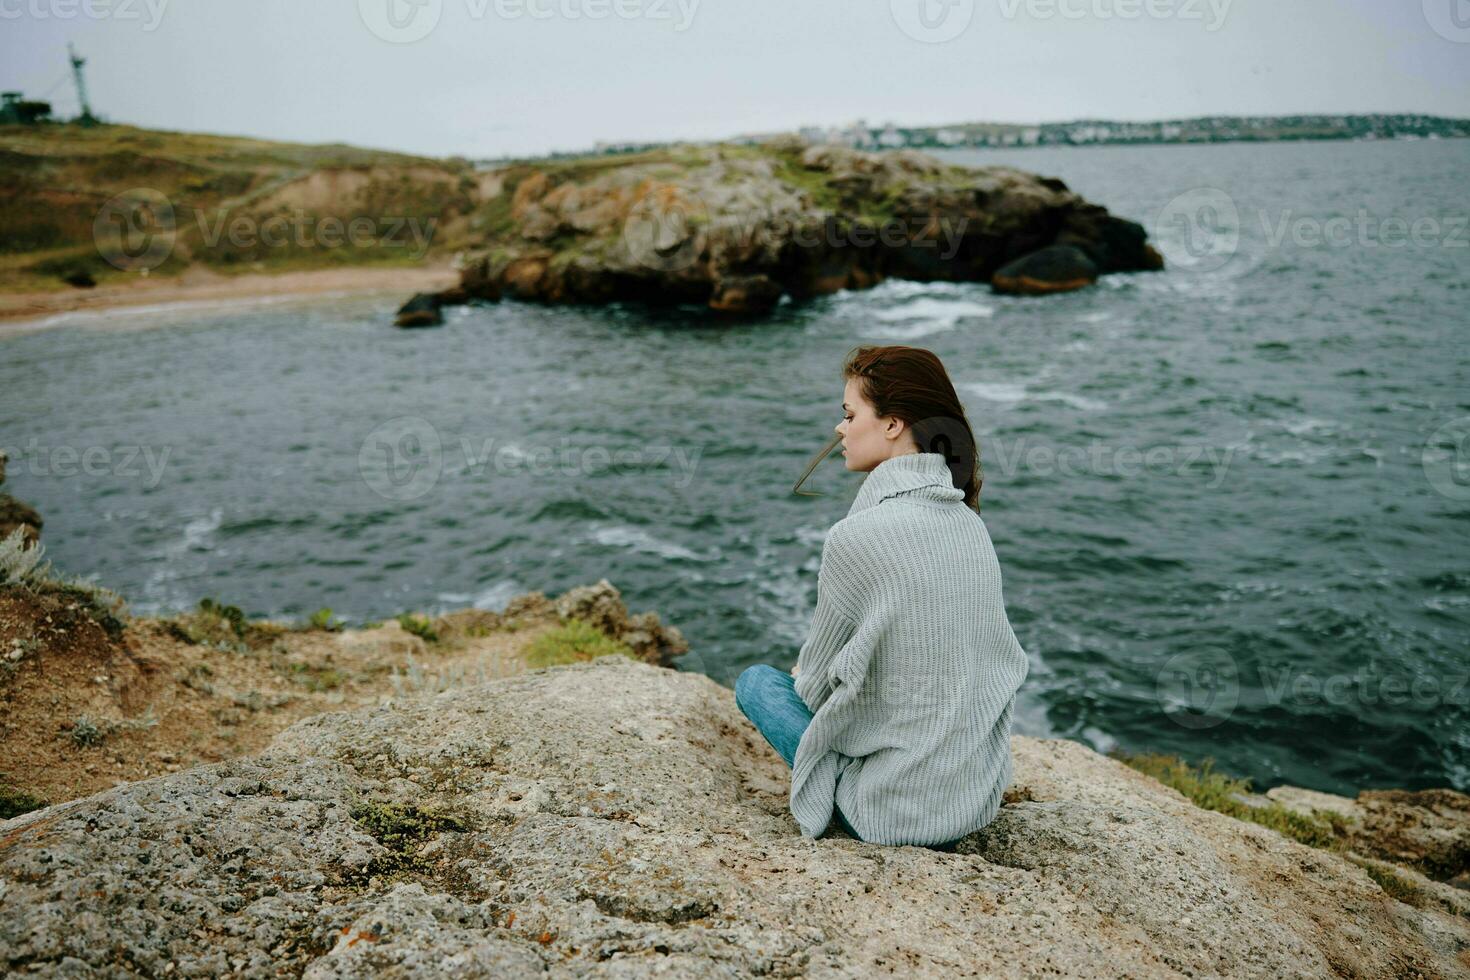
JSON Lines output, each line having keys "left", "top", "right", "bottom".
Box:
{"left": 792, "top": 344, "right": 983, "bottom": 512}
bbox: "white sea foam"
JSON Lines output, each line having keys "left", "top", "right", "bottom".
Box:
{"left": 864, "top": 297, "right": 996, "bottom": 338}
{"left": 793, "top": 526, "right": 828, "bottom": 547}
{"left": 586, "top": 524, "right": 714, "bottom": 562}
{"left": 962, "top": 380, "right": 1107, "bottom": 411}
{"left": 436, "top": 578, "right": 522, "bottom": 611}
{"left": 1280, "top": 417, "right": 1335, "bottom": 437}
{"left": 182, "top": 508, "right": 224, "bottom": 552}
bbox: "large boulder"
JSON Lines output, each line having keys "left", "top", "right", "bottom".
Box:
{"left": 2, "top": 656, "right": 1465, "bottom": 978}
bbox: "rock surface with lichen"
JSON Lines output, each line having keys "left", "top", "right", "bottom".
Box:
{"left": 3, "top": 655, "right": 1468, "bottom": 978}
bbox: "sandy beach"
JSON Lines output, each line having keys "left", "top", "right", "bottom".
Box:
{"left": 0, "top": 262, "right": 461, "bottom": 330}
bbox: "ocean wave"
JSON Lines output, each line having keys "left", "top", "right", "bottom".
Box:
{"left": 435, "top": 579, "right": 522, "bottom": 612}
{"left": 860, "top": 296, "right": 997, "bottom": 338}
{"left": 962, "top": 380, "right": 1108, "bottom": 411}
{"left": 585, "top": 523, "right": 718, "bottom": 562}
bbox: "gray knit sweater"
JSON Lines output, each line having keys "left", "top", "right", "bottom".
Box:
{"left": 791, "top": 451, "right": 1030, "bottom": 845}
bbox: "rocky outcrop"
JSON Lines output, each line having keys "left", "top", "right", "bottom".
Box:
{"left": 414, "top": 139, "right": 1163, "bottom": 316}
{"left": 0, "top": 575, "right": 686, "bottom": 810}
{"left": 504, "top": 577, "right": 689, "bottom": 667}
{"left": 3, "top": 656, "right": 1466, "bottom": 978}
{"left": 1262, "top": 784, "right": 1470, "bottom": 889}
{"left": 0, "top": 448, "right": 42, "bottom": 546}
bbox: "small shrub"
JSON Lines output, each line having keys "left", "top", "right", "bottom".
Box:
{"left": 308, "top": 607, "right": 343, "bottom": 632}
{"left": 525, "top": 617, "right": 636, "bottom": 668}
{"left": 0, "top": 528, "right": 49, "bottom": 585}
{"left": 0, "top": 532, "right": 127, "bottom": 636}
{"left": 70, "top": 715, "right": 104, "bottom": 747}
{"left": 178, "top": 662, "right": 215, "bottom": 694}
{"left": 396, "top": 613, "right": 439, "bottom": 644}
{"left": 199, "top": 597, "right": 247, "bottom": 637}
{"left": 286, "top": 662, "right": 346, "bottom": 692}
{"left": 173, "top": 597, "right": 251, "bottom": 651}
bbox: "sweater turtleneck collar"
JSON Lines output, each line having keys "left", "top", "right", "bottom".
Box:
{"left": 847, "top": 451, "right": 965, "bottom": 516}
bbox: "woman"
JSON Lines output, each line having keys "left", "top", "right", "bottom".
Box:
{"left": 735, "top": 344, "right": 1029, "bottom": 848}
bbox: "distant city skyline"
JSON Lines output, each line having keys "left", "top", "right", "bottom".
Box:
{"left": 3, "top": 0, "right": 1469, "bottom": 158}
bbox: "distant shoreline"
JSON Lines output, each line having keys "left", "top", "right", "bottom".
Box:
{"left": 0, "top": 262, "right": 460, "bottom": 331}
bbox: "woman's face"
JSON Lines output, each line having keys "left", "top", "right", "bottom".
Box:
{"left": 836, "top": 377, "right": 914, "bottom": 471}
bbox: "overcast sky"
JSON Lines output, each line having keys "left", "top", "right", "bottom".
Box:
{"left": 4, "top": 0, "right": 1468, "bottom": 158}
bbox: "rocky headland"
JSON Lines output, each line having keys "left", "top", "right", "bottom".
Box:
{"left": 396, "top": 138, "right": 1164, "bottom": 323}
{"left": 1, "top": 540, "right": 1468, "bottom": 977}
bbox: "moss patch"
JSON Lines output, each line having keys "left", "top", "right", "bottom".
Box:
{"left": 349, "top": 799, "right": 465, "bottom": 876}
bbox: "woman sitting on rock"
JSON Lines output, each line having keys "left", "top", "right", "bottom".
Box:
{"left": 736, "top": 344, "right": 1030, "bottom": 848}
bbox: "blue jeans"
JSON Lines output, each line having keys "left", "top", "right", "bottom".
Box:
{"left": 735, "top": 663, "right": 862, "bottom": 839}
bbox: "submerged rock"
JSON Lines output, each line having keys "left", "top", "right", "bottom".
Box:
{"left": 408, "top": 139, "right": 1163, "bottom": 318}
{"left": 2, "top": 656, "right": 1465, "bottom": 978}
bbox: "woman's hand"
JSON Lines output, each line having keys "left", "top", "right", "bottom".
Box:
{"left": 790, "top": 663, "right": 802, "bottom": 677}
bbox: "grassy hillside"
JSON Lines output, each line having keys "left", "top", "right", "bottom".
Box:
{"left": 0, "top": 122, "right": 506, "bottom": 294}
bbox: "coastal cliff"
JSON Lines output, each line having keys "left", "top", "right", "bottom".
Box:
{"left": 2, "top": 654, "right": 1468, "bottom": 978}
{"left": 1, "top": 559, "right": 1467, "bottom": 978}
{"left": 400, "top": 139, "right": 1164, "bottom": 322}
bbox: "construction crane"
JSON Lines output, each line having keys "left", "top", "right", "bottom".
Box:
{"left": 67, "top": 42, "right": 99, "bottom": 126}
